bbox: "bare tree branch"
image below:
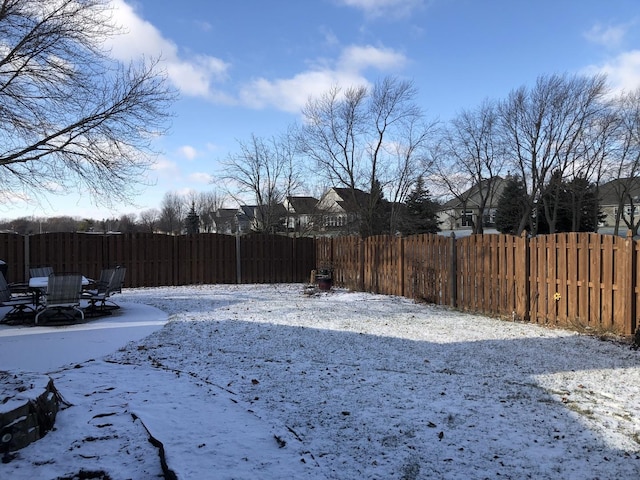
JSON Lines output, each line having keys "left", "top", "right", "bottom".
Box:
{"left": 0, "top": 0, "right": 175, "bottom": 207}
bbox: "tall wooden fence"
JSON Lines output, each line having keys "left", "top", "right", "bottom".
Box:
{"left": 2, "top": 230, "right": 638, "bottom": 335}
{"left": 0, "top": 232, "right": 315, "bottom": 288}
{"left": 317, "top": 232, "right": 638, "bottom": 336}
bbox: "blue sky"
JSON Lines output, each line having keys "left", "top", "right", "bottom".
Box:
{"left": 3, "top": 0, "right": 640, "bottom": 220}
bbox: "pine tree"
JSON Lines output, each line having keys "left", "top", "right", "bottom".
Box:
{"left": 495, "top": 176, "right": 528, "bottom": 234}
{"left": 400, "top": 176, "right": 441, "bottom": 235}
{"left": 541, "top": 175, "right": 602, "bottom": 233}
{"left": 185, "top": 202, "right": 200, "bottom": 234}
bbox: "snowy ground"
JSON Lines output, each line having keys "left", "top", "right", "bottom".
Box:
{"left": 1, "top": 283, "right": 640, "bottom": 479}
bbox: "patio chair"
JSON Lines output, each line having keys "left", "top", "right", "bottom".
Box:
{"left": 89, "top": 267, "right": 116, "bottom": 292}
{"left": 30, "top": 266, "right": 54, "bottom": 278}
{"left": 0, "top": 272, "right": 36, "bottom": 322}
{"left": 35, "top": 273, "right": 84, "bottom": 324}
{"left": 83, "top": 266, "right": 126, "bottom": 315}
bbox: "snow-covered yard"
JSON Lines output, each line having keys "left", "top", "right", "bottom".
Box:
{"left": 1, "top": 283, "right": 640, "bottom": 479}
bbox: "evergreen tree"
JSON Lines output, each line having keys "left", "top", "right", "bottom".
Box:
{"left": 361, "top": 178, "right": 392, "bottom": 237}
{"left": 373, "top": 178, "right": 391, "bottom": 235}
{"left": 495, "top": 176, "right": 528, "bottom": 234}
{"left": 541, "top": 175, "right": 602, "bottom": 233}
{"left": 400, "top": 176, "right": 441, "bottom": 235}
{"left": 185, "top": 202, "right": 200, "bottom": 234}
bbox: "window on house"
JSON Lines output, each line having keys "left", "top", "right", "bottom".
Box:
{"left": 483, "top": 208, "right": 497, "bottom": 226}
{"left": 461, "top": 210, "right": 474, "bottom": 227}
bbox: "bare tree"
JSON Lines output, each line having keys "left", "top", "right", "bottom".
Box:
{"left": 433, "top": 99, "right": 505, "bottom": 234}
{"left": 201, "top": 190, "right": 227, "bottom": 233}
{"left": 0, "top": 0, "right": 174, "bottom": 207}
{"left": 567, "top": 101, "right": 619, "bottom": 232}
{"left": 498, "top": 73, "right": 609, "bottom": 234}
{"left": 158, "top": 192, "right": 185, "bottom": 235}
{"left": 381, "top": 100, "right": 437, "bottom": 234}
{"left": 45, "top": 216, "right": 80, "bottom": 233}
{"left": 299, "top": 76, "right": 433, "bottom": 237}
{"left": 139, "top": 208, "right": 160, "bottom": 233}
{"left": 116, "top": 213, "right": 138, "bottom": 233}
{"left": 221, "top": 131, "right": 301, "bottom": 233}
{"left": 182, "top": 190, "right": 226, "bottom": 233}
{"left": 605, "top": 88, "right": 640, "bottom": 235}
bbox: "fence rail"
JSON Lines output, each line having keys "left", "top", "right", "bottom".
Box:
{"left": 317, "top": 232, "right": 638, "bottom": 336}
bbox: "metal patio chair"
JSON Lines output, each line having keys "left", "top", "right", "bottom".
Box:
{"left": 35, "top": 273, "right": 84, "bottom": 324}
{"left": 0, "top": 272, "right": 36, "bottom": 322}
{"left": 30, "top": 266, "right": 54, "bottom": 278}
{"left": 83, "top": 266, "right": 126, "bottom": 315}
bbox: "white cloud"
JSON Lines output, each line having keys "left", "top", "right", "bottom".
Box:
{"left": 150, "top": 156, "right": 180, "bottom": 178}
{"left": 585, "top": 50, "right": 640, "bottom": 93}
{"left": 188, "top": 172, "right": 214, "bottom": 184}
{"left": 168, "top": 187, "right": 194, "bottom": 199}
{"left": 584, "top": 23, "right": 628, "bottom": 48}
{"left": 319, "top": 26, "right": 340, "bottom": 47}
{"left": 337, "top": 0, "right": 425, "bottom": 18}
{"left": 107, "top": 0, "right": 230, "bottom": 100}
{"left": 105, "top": 2, "right": 408, "bottom": 113}
{"left": 338, "top": 45, "right": 407, "bottom": 72}
{"left": 239, "top": 44, "right": 407, "bottom": 112}
{"left": 240, "top": 70, "right": 367, "bottom": 112}
{"left": 178, "top": 145, "right": 198, "bottom": 160}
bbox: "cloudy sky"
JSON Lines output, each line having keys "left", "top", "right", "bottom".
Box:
{"left": 2, "top": 0, "right": 640, "bottom": 220}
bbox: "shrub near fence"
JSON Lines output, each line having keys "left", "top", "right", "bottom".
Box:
{"left": 0, "top": 232, "right": 315, "bottom": 287}
{"left": 317, "top": 232, "right": 638, "bottom": 336}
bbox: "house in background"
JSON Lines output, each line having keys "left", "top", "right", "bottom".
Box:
{"left": 236, "top": 204, "right": 288, "bottom": 234}
{"left": 283, "top": 196, "right": 319, "bottom": 235}
{"left": 209, "top": 187, "right": 375, "bottom": 237}
{"left": 437, "top": 177, "right": 507, "bottom": 231}
{"left": 212, "top": 209, "right": 239, "bottom": 235}
{"left": 598, "top": 178, "right": 640, "bottom": 229}
{"left": 316, "top": 187, "right": 370, "bottom": 235}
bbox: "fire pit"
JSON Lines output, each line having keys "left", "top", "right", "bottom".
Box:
{"left": 316, "top": 268, "right": 333, "bottom": 291}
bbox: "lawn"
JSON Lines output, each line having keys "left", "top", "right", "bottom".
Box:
{"left": 2, "top": 284, "right": 640, "bottom": 479}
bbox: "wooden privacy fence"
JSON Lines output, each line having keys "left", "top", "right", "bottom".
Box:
{"left": 317, "top": 232, "right": 638, "bottom": 336}
{"left": 2, "top": 230, "right": 637, "bottom": 335}
{"left": 0, "top": 232, "right": 315, "bottom": 288}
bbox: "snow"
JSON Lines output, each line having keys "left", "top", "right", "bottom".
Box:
{"left": 1, "top": 283, "right": 640, "bottom": 479}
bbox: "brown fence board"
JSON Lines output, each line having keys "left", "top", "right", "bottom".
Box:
{"left": 601, "top": 235, "right": 614, "bottom": 330}
{"left": 238, "top": 234, "right": 314, "bottom": 284}
{"left": 567, "top": 233, "right": 578, "bottom": 322}
{"left": 0, "top": 233, "right": 25, "bottom": 283}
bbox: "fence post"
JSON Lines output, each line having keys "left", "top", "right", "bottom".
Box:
{"left": 449, "top": 232, "right": 457, "bottom": 307}
{"left": 515, "top": 231, "right": 530, "bottom": 322}
{"left": 398, "top": 236, "right": 405, "bottom": 297}
{"left": 359, "top": 237, "right": 365, "bottom": 291}
{"left": 23, "top": 234, "right": 29, "bottom": 279}
{"left": 624, "top": 231, "right": 636, "bottom": 336}
{"left": 235, "top": 234, "right": 241, "bottom": 284}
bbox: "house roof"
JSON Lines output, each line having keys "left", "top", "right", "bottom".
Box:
{"left": 215, "top": 209, "right": 239, "bottom": 220}
{"left": 599, "top": 178, "right": 640, "bottom": 205}
{"left": 440, "top": 176, "right": 506, "bottom": 210}
{"left": 239, "top": 204, "right": 287, "bottom": 221}
{"left": 286, "top": 196, "right": 319, "bottom": 214}
{"left": 327, "top": 187, "right": 371, "bottom": 212}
